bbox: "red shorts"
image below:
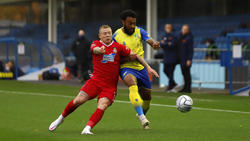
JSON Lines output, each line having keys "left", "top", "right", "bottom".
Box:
{"left": 80, "top": 79, "right": 117, "bottom": 104}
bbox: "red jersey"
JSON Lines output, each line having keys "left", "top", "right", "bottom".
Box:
{"left": 90, "top": 40, "right": 131, "bottom": 87}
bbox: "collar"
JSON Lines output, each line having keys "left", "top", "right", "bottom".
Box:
{"left": 100, "top": 40, "right": 114, "bottom": 47}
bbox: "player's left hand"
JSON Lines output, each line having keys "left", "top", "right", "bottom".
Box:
{"left": 147, "top": 67, "right": 159, "bottom": 78}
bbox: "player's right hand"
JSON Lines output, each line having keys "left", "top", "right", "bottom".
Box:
{"left": 99, "top": 46, "right": 105, "bottom": 54}
{"left": 93, "top": 46, "right": 105, "bottom": 54}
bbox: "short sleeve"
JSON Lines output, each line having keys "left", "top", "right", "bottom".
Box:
{"left": 90, "top": 41, "right": 99, "bottom": 52}
{"left": 119, "top": 44, "right": 131, "bottom": 57}
{"left": 139, "top": 27, "right": 150, "bottom": 41}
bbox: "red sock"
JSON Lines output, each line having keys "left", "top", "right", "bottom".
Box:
{"left": 87, "top": 108, "right": 104, "bottom": 128}
{"left": 62, "top": 100, "right": 78, "bottom": 118}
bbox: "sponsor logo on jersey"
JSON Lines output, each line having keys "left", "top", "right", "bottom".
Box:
{"left": 101, "top": 53, "right": 116, "bottom": 63}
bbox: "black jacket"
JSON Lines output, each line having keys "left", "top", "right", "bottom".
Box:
{"left": 71, "top": 36, "right": 91, "bottom": 63}
{"left": 177, "top": 32, "right": 194, "bottom": 65}
{"left": 0, "top": 61, "right": 4, "bottom": 72}
{"left": 160, "top": 32, "right": 178, "bottom": 64}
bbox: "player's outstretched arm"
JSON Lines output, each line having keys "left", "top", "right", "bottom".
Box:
{"left": 120, "top": 51, "right": 159, "bottom": 78}
{"left": 131, "top": 52, "right": 159, "bottom": 78}
{"left": 146, "top": 39, "right": 161, "bottom": 50}
{"left": 93, "top": 46, "right": 105, "bottom": 54}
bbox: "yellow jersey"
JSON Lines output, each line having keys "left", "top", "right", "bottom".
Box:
{"left": 113, "top": 26, "right": 150, "bottom": 70}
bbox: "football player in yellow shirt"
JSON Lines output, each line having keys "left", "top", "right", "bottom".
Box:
{"left": 113, "top": 9, "right": 160, "bottom": 129}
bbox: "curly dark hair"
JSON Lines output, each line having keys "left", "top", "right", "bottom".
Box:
{"left": 120, "top": 9, "right": 137, "bottom": 20}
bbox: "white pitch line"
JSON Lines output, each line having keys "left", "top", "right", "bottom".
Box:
{"left": 115, "top": 100, "right": 250, "bottom": 114}
{"left": 0, "top": 90, "right": 250, "bottom": 115}
{"left": 0, "top": 90, "right": 74, "bottom": 99}
{"left": 132, "top": 94, "right": 216, "bottom": 102}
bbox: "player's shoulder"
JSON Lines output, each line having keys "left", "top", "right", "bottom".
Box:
{"left": 92, "top": 40, "right": 102, "bottom": 45}
{"left": 113, "top": 28, "right": 122, "bottom": 37}
{"left": 135, "top": 26, "right": 142, "bottom": 31}
{"left": 92, "top": 40, "right": 100, "bottom": 44}
{"left": 113, "top": 28, "right": 123, "bottom": 42}
{"left": 136, "top": 26, "right": 150, "bottom": 41}
{"left": 114, "top": 27, "right": 123, "bottom": 33}
{"left": 113, "top": 41, "right": 124, "bottom": 47}
{"left": 91, "top": 40, "right": 102, "bottom": 49}
{"left": 136, "top": 26, "right": 146, "bottom": 33}
{"left": 113, "top": 41, "right": 128, "bottom": 51}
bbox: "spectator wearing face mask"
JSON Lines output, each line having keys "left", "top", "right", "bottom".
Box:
{"left": 0, "top": 61, "right": 4, "bottom": 72}
{"left": 204, "top": 39, "right": 220, "bottom": 60}
{"left": 71, "top": 29, "right": 91, "bottom": 83}
{"left": 177, "top": 24, "right": 194, "bottom": 93}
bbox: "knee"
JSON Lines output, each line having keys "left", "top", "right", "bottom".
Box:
{"left": 128, "top": 85, "right": 143, "bottom": 106}
{"left": 97, "top": 98, "right": 111, "bottom": 110}
{"left": 129, "top": 93, "right": 143, "bottom": 106}
{"left": 73, "top": 91, "right": 88, "bottom": 106}
{"left": 73, "top": 98, "right": 85, "bottom": 106}
{"left": 139, "top": 88, "right": 152, "bottom": 100}
{"left": 124, "top": 74, "right": 137, "bottom": 86}
{"left": 97, "top": 103, "right": 109, "bottom": 110}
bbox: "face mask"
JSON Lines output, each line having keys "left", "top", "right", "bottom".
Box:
{"left": 5, "top": 66, "right": 10, "bottom": 71}
{"left": 79, "top": 35, "right": 84, "bottom": 39}
{"left": 123, "top": 26, "right": 135, "bottom": 35}
{"left": 205, "top": 43, "right": 210, "bottom": 47}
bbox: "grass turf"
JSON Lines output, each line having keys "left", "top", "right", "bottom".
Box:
{"left": 0, "top": 80, "right": 250, "bottom": 141}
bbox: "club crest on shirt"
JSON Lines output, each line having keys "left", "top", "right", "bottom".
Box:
{"left": 134, "top": 33, "right": 140, "bottom": 39}
{"left": 113, "top": 48, "right": 117, "bottom": 53}
{"left": 101, "top": 53, "right": 116, "bottom": 63}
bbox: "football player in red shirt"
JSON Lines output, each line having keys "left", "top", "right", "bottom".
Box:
{"left": 49, "top": 25, "right": 158, "bottom": 135}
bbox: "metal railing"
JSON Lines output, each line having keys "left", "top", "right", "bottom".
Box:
{"left": 153, "top": 47, "right": 249, "bottom": 90}
{"left": 0, "top": 37, "right": 64, "bottom": 79}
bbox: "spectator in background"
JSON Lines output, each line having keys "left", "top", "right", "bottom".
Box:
{"left": 0, "top": 61, "right": 4, "bottom": 72}
{"left": 5, "top": 61, "right": 25, "bottom": 79}
{"left": 161, "top": 24, "right": 178, "bottom": 92}
{"left": 242, "top": 43, "right": 250, "bottom": 61}
{"left": 204, "top": 39, "right": 220, "bottom": 60}
{"left": 71, "top": 29, "right": 91, "bottom": 83}
{"left": 177, "top": 24, "right": 194, "bottom": 93}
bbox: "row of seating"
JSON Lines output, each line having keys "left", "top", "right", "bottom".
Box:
{"left": 0, "top": 14, "right": 250, "bottom": 58}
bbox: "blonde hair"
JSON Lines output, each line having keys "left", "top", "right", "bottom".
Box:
{"left": 99, "top": 25, "right": 112, "bottom": 33}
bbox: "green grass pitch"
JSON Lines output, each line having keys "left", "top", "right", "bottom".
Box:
{"left": 0, "top": 80, "right": 250, "bottom": 141}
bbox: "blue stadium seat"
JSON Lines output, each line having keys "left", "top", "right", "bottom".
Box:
{"left": 1, "top": 14, "right": 250, "bottom": 57}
